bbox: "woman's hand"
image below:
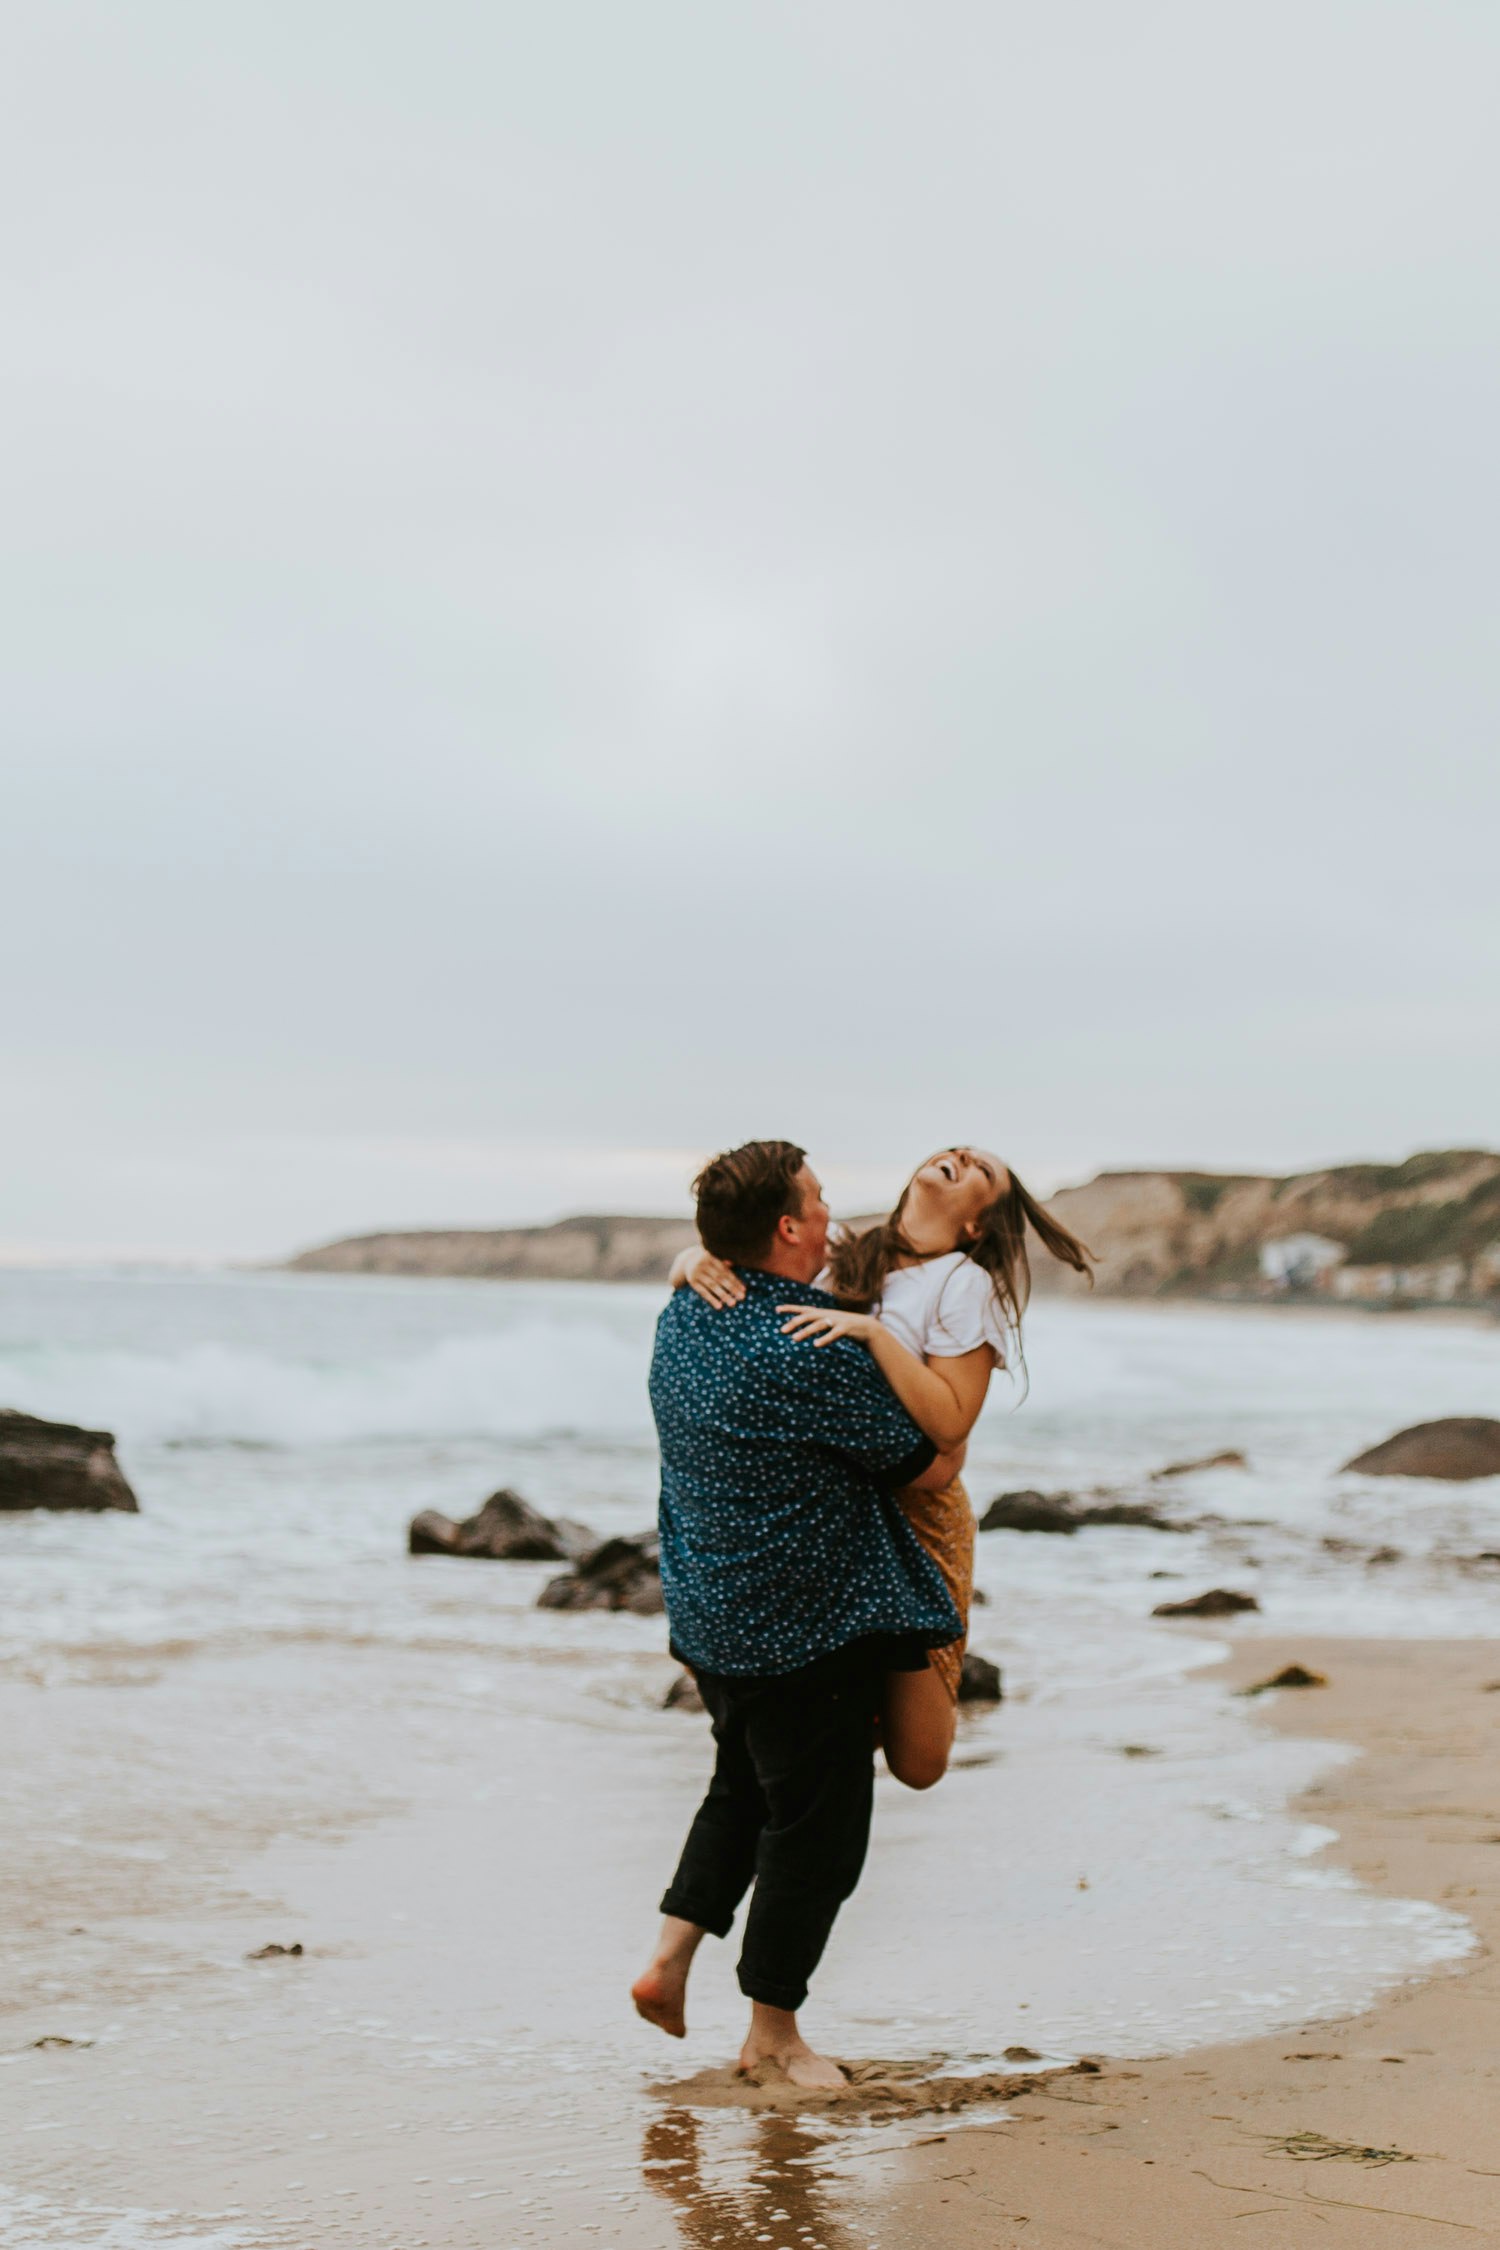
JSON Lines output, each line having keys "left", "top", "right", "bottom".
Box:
{"left": 682, "top": 1247, "right": 745, "bottom": 1308}
{"left": 777, "top": 1304, "right": 879, "bottom": 1347}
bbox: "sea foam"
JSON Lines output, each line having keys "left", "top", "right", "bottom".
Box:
{"left": 0, "top": 1321, "right": 656, "bottom": 1448}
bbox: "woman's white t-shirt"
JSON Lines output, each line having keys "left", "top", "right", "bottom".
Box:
{"left": 811, "top": 1252, "right": 1007, "bottom": 1361}
{"left": 808, "top": 1250, "right": 1007, "bottom": 1363}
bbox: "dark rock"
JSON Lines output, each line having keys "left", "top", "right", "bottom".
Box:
{"left": 1004, "top": 2044, "right": 1042, "bottom": 2062}
{"left": 1152, "top": 1587, "right": 1261, "bottom": 1618}
{"left": 407, "top": 1488, "right": 596, "bottom": 1562}
{"left": 538, "top": 1532, "right": 664, "bottom": 1616}
{"left": 1241, "top": 1664, "right": 1327, "bottom": 1695}
{"left": 247, "top": 1942, "right": 303, "bottom": 1959}
{"left": 1150, "top": 1449, "right": 1248, "bottom": 1480}
{"left": 957, "top": 1652, "right": 1003, "bottom": 1702}
{"left": 978, "top": 1488, "right": 1185, "bottom": 1535}
{"left": 408, "top": 1510, "right": 462, "bottom": 1556}
{"left": 1321, "top": 1536, "right": 1404, "bottom": 1568}
{"left": 1343, "top": 1418, "right": 1500, "bottom": 1482}
{"left": 662, "top": 1671, "right": 705, "bottom": 1713}
{"left": 1081, "top": 1500, "right": 1189, "bottom": 1530}
{"left": 0, "top": 1410, "right": 138, "bottom": 1513}
{"left": 979, "top": 1489, "right": 1079, "bottom": 1533}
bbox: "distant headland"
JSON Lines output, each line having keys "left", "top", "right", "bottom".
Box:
{"left": 284, "top": 1148, "right": 1500, "bottom": 1308}
{"left": 285, "top": 1212, "right": 699, "bottom": 1285}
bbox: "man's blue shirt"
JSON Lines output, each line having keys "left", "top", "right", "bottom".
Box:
{"left": 649, "top": 1268, "right": 963, "bottom": 1677}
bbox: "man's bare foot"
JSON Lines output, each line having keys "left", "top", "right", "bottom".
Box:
{"left": 631, "top": 1916, "right": 706, "bottom": 2039}
{"left": 631, "top": 1962, "right": 689, "bottom": 2038}
{"left": 737, "top": 2002, "right": 849, "bottom": 2091}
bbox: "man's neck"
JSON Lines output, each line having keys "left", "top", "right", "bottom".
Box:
{"left": 742, "top": 1249, "right": 821, "bottom": 1286}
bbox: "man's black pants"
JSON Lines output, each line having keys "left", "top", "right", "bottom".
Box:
{"left": 659, "top": 1637, "right": 883, "bottom": 2012}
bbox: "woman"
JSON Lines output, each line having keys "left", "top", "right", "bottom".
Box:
{"left": 671, "top": 1146, "right": 1093, "bottom": 1788}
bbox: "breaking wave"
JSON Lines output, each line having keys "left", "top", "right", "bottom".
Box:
{"left": 0, "top": 1321, "right": 656, "bottom": 1448}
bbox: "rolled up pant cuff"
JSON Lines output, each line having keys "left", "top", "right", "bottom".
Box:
{"left": 658, "top": 1888, "right": 735, "bottom": 1941}
{"left": 736, "top": 1965, "right": 808, "bottom": 2011}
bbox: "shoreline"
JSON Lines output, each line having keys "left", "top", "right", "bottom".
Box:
{"left": 6, "top": 1626, "right": 1499, "bottom": 2246}
{"left": 885, "top": 1636, "right": 1500, "bottom": 2246}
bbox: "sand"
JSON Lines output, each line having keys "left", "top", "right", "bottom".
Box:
{"left": 9, "top": 1635, "right": 1499, "bottom": 2247}
{"left": 870, "top": 1637, "right": 1500, "bottom": 2247}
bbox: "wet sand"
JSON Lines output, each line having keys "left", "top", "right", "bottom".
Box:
{"left": 5, "top": 1629, "right": 1496, "bottom": 2246}
{"left": 869, "top": 1638, "right": 1500, "bottom": 2246}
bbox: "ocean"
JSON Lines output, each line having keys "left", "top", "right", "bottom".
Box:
{"left": 2, "top": 1268, "right": 1497, "bottom": 2247}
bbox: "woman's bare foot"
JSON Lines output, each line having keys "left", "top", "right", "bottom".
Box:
{"left": 631, "top": 1916, "right": 705, "bottom": 2039}
{"left": 737, "top": 2002, "right": 849, "bottom": 2091}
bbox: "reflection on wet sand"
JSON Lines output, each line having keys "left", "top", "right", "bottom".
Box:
{"left": 644, "top": 2107, "right": 865, "bottom": 2250}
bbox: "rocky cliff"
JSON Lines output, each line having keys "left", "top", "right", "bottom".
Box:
{"left": 1035, "top": 1148, "right": 1500, "bottom": 1301}
{"left": 286, "top": 1212, "right": 698, "bottom": 1283}
{"left": 285, "top": 1149, "right": 1500, "bottom": 1305}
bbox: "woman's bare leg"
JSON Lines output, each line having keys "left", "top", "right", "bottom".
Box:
{"left": 881, "top": 1665, "right": 957, "bottom": 1790}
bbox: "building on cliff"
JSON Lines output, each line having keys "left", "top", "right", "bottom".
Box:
{"left": 1330, "top": 1258, "right": 1470, "bottom": 1304}
{"left": 1258, "top": 1235, "right": 1346, "bottom": 1290}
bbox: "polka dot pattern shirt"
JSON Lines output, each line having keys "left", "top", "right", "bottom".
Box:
{"left": 649, "top": 1268, "right": 963, "bottom": 1678}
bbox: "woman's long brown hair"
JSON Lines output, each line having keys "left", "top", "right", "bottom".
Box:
{"left": 826, "top": 1164, "right": 1094, "bottom": 1377}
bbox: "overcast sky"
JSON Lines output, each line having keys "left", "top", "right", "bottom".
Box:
{"left": 4, "top": 1, "right": 1498, "bottom": 1258}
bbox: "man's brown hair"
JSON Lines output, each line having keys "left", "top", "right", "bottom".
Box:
{"left": 693, "top": 1140, "right": 808, "bottom": 1266}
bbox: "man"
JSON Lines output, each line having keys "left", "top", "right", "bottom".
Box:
{"left": 631, "top": 1139, "right": 964, "bottom": 2088}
